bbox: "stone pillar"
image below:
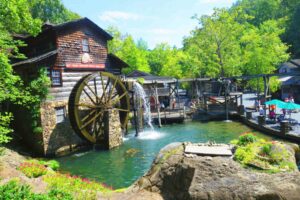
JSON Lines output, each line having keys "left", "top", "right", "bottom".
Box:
{"left": 246, "top": 111, "right": 252, "bottom": 120}
{"left": 104, "top": 109, "right": 123, "bottom": 149}
{"left": 280, "top": 121, "right": 289, "bottom": 135}
{"left": 258, "top": 115, "right": 266, "bottom": 126}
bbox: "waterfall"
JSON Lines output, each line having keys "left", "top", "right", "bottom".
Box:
{"left": 133, "top": 82, "right": 154, "bottom": 130}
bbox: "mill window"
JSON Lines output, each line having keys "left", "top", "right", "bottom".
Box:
{"left": 46, "top": 68, "right": 62, "bottom": 87}
{"left": 55, "top": 107, "right": 66, "bottom": 124}
{"left": 82, "top": 38, "right": 90, "bottom": 52}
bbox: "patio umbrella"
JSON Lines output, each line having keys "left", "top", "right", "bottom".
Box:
{"left": 280, "top": 102, "right": 300, "bottom": 110}
{"left": 265, "top": 99, "right": 286, "bottom": 108}
{"left": 280, "top": 102, "right": 300, "bottom": 123}
{"left": 265, "top": 99, "right": 285, "bottom": 117}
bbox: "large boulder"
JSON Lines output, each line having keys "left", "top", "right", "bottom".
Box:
{"left": 133, "top": 142, "right": 300, "bottom": 200}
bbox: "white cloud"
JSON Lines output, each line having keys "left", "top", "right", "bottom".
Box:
{"left": 99, "top": 11, "right": 141, "bottom": 23}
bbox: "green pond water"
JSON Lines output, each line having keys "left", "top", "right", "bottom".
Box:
{"left": 57, "top": 121, "right": 268, "bottom": 189}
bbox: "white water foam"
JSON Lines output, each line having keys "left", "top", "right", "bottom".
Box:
{"left": 74, "top": 152, "right": 89, "bottom": 157}
{"left": 133, "top": 82, "right": 154, "bottom": 130}
{"left": 137, "top": 130, "right": 164, "bottom": 140}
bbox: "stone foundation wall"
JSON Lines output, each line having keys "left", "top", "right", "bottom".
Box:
{"left": 40, "top": 102, "right": 123, "bottom": 156}
{"left": 40, "top": 101, "right": 87, "bottom": 156}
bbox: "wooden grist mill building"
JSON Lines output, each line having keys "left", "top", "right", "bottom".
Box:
{"left": 12, "top": 18, "right": 129, "bottom": 156}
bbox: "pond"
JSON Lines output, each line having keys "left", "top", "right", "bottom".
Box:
{"left": 57, "top": 121, "right": 268, "bottom": 189}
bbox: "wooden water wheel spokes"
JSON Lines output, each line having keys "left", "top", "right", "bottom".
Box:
{"left": 68, "top": 72, "right": 130, "bottom": 144}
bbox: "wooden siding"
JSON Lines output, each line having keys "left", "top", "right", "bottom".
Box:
{"left": 55, "top": 26, "right": 108, "bottom": 67}
{"left": 48, "top": 71, "right": 109, "bottom": 101}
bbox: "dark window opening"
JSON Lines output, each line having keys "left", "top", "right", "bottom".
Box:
{"left": 82, "top": 38, "right": 90, "bottom": 52}
{"left": 47, "top": 68, "right": 62, "bottom": 87}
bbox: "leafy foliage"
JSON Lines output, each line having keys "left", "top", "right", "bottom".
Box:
{"left": 108, "top": 26, "right": 150, "bottom": 74}
{"left": 0, "top": 0, "right": 42, "bottom": 144}
{"left": 0, "top": 0, "right": 69, "bottom": 144}
{"left": 18, "top": 161, "right": 48, "bottom": 178}
{"left": 27, "top": 159, "right": 60, "bottom": 171}
{"left": 149, "top": 43, "right": 190, "bottom": 78}
{"left": 26, "top": 68, "right": 51, "bottom": 134}
{"left": 27, "top": 0, "right": 80, "bottom": 24}
{"left": 0, "top": 180, "right": 73, "bottom": 200}
{"left": 184, "top": 9, "right": 244, "bottom": 78}
{"left": 43, "top": 173, "right": 112, "bottom": 199}
{"left": 237, "top": 133, "right": 257, "bottom": 146}
{"left": 233, "top": 134, "right": 297, "bottom": 172}
{"left": 0, "top": 113, "right": 13, "bottom": 144}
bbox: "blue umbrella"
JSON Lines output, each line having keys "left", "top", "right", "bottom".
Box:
{"left": 265, "top": 99, "right": 286, "bottom": 108}
{"left": 280, "top": 102, "right": 300, "bottom": 110}
{"left": 280, "top": 102, "right": 300, "bottom": 123}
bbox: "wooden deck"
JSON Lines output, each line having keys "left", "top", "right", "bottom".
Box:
{"left": 185, "top": 144, "right": 233, "bottom": 156}
{"left": 151, "top": 108, "right": 191, "bottom": 124}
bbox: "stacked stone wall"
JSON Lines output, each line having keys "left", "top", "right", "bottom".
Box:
{"left": 40, "top": 102, "right": 123, "bottom": 156}
{"left": 40, "top": 101, "right": 87, "bottom": 156}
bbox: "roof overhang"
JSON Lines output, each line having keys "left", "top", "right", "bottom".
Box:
{"left": 12, "top": 49, "right": 58, "bottom": 67}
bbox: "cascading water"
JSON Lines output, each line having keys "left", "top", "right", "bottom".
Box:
{"left": 133, "top": 82, "right": 154, "bottom": 130}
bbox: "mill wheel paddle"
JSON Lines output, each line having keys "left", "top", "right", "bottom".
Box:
{"left": 68, "top": 72, "right": 130, "bottom": 143}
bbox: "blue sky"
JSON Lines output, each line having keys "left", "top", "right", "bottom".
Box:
{"left": 62, "top": 0, "right": 236, "bottom": 49}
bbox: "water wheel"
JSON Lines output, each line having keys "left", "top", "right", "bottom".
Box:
{"left": 68, "top": 72, "right": 130, "bottom": 144}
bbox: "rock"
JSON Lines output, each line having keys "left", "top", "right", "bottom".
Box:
{"left": 132, "top": 142, "right": 300, "bottom": 200}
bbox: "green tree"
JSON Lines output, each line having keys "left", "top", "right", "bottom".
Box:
{"left": 27, "top": 0, "right": 80, "bottom": 24}
{"left": 0, "top": 0, "right": 42, "bottom": 143}
{"left": 284, "top": 5, "right": 300, "bottom": 57}
{"left": 184, "top": 7, "right": 289, "bottom": 92}
{"left": 184, "top": 9, "right": 244, "bottom": 78}
{"left": 148, "top": 43, "right": 190, "bottom": 79}
{"left": 234, "top": 0, "right": 300, "bottom": 57}
{"left": 240, "top": 20, "right": 289, "bottom": 91}
{"left": 107, "top": 27, "right": 150, "bottom": 74}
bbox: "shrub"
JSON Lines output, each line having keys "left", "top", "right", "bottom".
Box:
{"left": 18, "top": 161, "right": 47, "bottom": 178}
{"left": 43, "top": 173, "right": 113, "bottom": 199}
{"left": 234, "top": 144, "right": 257, "bottom": 164}
{"left": 261, "top": 142, "right": 273, "bottom": 156}
{"left": 0, "top": 180, "right": 73, "bottom": 200}
{"left": 47, "top": 188, "right": 73, "bottom": 200}
{"left": 237, "top": 133, "right": 257, "bottom": 146}
{"left": 232, "top": 134, "right": 297, "bottom": 172}
{"left": 0, "top": 113, "right": 13, "bottom": 145}
{"left": 0, "top": 180, "right": 32, "bottom": 200}
{"left": 39, "top": 160, "right": 60, "bottom": 171}
{"left": 26, "top": 159, "right": 60, "bottom": 171}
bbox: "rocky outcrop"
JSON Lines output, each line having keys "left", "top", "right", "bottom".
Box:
{"left": 133, "top": 142, "right": 300, "bottom": 200}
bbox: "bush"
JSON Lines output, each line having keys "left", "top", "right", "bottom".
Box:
{"left": 234, "top": 144, "right": 257, "bottom": 164}
{"left": 0, "top": 113, "right": 13, "bottom": 145}
{"left": 232, "top": 134, "right": 297, "bottom": 172}
{"left": 39, "top": 160, "right": 60, "bottom": 171}
{"left": 18, "top": 161, "right": 48, "bottom": 178}
{"left": 0, "top": 180, "right": 73, "bottom": 200}
{"left": 261, "top": 142, "right": 272, "bottom": 156}
{"left": 0, "top": 180, "right": 32, "bottom": 200}
{"left": 237, "top": 133, "right": 257, "bottom": 146}
{"left": 43, "top": 173, "right": 112, "bottom": 199}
